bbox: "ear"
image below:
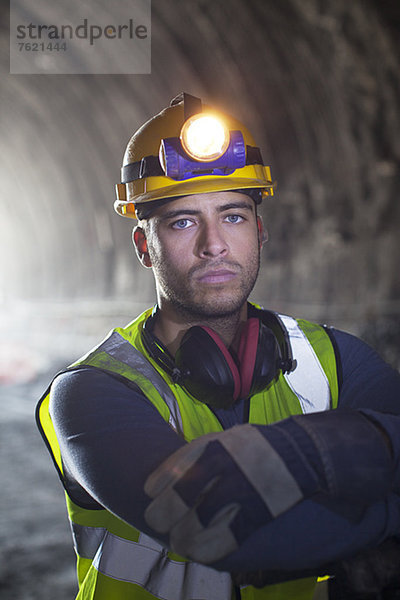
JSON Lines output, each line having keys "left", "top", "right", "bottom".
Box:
{"left": 257, "top": 216, "right": 268, "bottom": 248}
{"left": 132, "top": 226, "right": 152, "bottom": 268}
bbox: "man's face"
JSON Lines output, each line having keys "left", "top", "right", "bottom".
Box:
{"left": 135, "top": 191, "right": 264, "bottom": 320}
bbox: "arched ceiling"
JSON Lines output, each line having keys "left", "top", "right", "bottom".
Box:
{"left": 1, "top": 1, "right": 399, "bottom": 345}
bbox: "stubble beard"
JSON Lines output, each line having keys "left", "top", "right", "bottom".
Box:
{"left": 152, "top": 252, "right": 261, "bottom": 324}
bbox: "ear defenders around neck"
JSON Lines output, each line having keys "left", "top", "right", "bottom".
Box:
{"left": 173, "top": 318, "right": 281, "bottom": 409}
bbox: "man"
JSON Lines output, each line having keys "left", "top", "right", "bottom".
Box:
{"left": 37, "top": 93, "right": 400, "bottom": 600}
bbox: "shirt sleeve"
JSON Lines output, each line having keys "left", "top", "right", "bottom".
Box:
{"left": 50, "top": 366, "right": 186, "bottom": 541}
{"left": 331, "top": 328, "right": 400, "bottom": 412}
{"left": 214, "top": 494, "right": 400, "bottom": 575}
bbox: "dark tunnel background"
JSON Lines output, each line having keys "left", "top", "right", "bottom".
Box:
{"left": 0, "top": 1, "right": 400, "bottom": 598}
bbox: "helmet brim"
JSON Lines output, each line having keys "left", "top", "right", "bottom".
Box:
{"left": 115, "top": 167, "right": 274, "bottom": 219}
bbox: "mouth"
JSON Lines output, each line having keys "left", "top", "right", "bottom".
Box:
{"left": 196, "top": 269, "right": 238, "bottom": 284}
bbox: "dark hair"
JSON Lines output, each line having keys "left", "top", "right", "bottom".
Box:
{"left": 135, "top": 196, "right": 182, "bottom": 220}
{"left": 135, "top": 188, "right": 262, "bottom": 220}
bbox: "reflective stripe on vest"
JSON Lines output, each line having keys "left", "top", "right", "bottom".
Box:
{"left": 98, "top": 331, "right": 184, "bottom": 436}
{"left": 278, "top": 314, "right": 330, "bottom": 413}
{"left": 71, "top": 522, "right": 232, "bottom": 600}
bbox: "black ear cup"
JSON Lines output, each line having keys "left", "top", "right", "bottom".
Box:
{"left": 175, "top": 326, "right": 241, "bottom": 409}
{"left": 174, "top": 320, "right": 281, "bottom": 409}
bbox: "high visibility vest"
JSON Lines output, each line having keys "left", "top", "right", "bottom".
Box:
{"left": 36, "top": 307, "right": 339, "bottom": 600}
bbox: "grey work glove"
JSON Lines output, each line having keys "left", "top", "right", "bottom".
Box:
{"left": 144, "top": 424, "right": 313, "bottom": 563}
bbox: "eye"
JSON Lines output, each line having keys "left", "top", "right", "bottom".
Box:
{"left": 171, "top": 218, "right": 193, "bottom": 230}
{"left": 225, "top": 214, "right": 244, "bottom": 224}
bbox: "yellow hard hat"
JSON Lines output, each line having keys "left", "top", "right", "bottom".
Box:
{"left": 115, "top": 92, "right": 274, "bottom": 219}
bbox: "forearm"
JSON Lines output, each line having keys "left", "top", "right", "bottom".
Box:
{"left": 214, "top": 494, "right": 400, "bottom": 575}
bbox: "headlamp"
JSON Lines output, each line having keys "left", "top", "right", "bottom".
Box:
{"left": 115, "top": 93, "right": 275, "bottom": 217}
{"left": 180, "top": 114, "right": 230, "bottom": 162}
{"left": 159, "top": 113, "right": 246, "bottom": 181}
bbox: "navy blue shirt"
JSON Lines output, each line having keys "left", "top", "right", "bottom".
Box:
{"left": 49, "top": 327, "right": 400, "bottom": 575}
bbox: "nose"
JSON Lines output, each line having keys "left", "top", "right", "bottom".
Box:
{"left": 196, "top": 221, "right": 228, "bottom": 258}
